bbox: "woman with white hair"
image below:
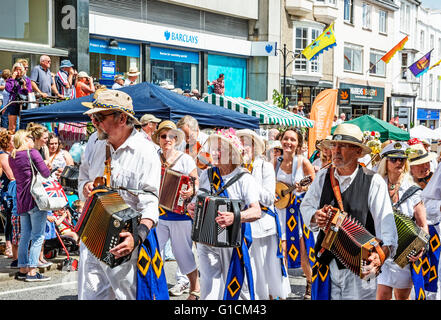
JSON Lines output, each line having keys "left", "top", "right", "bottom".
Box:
{"left": 376, "top": 142, "right": 428, "bottom": 300}
{"left": 187, "top": 128, "right": 261, "bottom": 300}
{"left": 237, "top": 129, "right": 291, "bottom": 299}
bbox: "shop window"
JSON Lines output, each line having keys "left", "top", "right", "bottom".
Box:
{"left": 151, "top": 60, "right": 198, "bottom": 91}
{"left": 0, "top": 0, "right": 49, "bottom": 44}
{"left": 89, "top": 52, "right": 140, "bottom": 85}
{"left": 369, "top": 51, "right": 386, "bottom": 76}
{"left": 344, "top": 44, "right": 362, "bottom": 73}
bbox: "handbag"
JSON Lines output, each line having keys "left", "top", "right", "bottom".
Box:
{"left": 27, "top": 150, "right": 68, "bottom": 211}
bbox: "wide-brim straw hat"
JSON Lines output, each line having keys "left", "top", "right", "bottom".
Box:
{"left": 152, "top": 120, "right": 184, "bottom": 146}
{"left": 321, "top": 123, "right": 372, "bottom": 156}
{"left": 127, "top": 67, "right": 140, "bottom": 77}
{"left": 236, "top": 129, "right": 265, "bottom": 156}
{"left": 408, "top": 143, "right": 437, "bottom": 166}
{"left": 206, "top": 128, "right": 244, "bottom": 165}
{"left": 82, "top": 89, "right": 141, "bottom": 125}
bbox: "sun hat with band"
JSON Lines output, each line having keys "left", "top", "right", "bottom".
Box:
{"left": 206, "top": 128, "right": 244, "bottom": 165}
{"left": 380, "top": 141, "right": 409, "bottom": 159}
{"left": 151, "top": 120, "right": 184, "bottom": 146}
{"left": 236, "top": 129, "right": 265, "bottom": 156}
{"left": 407, "top": 143, "right": 437, "bottom": 166}
{"left": 321, "top": 123, "right": 372, "bottom": 156}
{"left": 82, "top": 89, "right": 141, "bottom": 125}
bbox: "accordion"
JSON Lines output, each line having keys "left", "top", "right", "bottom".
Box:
{"left": 318, "top": 207, "right": 385, "bottom": 279}
{"left": 75, "top": 188, "right": 141, "bottom": 268}
{"left": 159, "top": 167, "right": 193, "bottom": 214}
{"left": 393, "top": 210, "right": 430, "bottom": 268}
{"left": 59, "top": 165, "right": 79, "bottom": 192}
{"left": 191, "top": 193, "right": 242, "bottom": 247}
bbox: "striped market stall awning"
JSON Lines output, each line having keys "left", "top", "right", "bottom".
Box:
{"left": 203, "top": 94, "right": 314, "bottom": 128}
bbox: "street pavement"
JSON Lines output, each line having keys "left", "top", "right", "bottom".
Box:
{"left": 0, "top": 251, "right": 307, "bottom": 300}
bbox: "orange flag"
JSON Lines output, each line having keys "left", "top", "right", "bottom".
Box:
{"left": 308, "top": 89, "right": 338, "bottom": 159}
{"left": 381, "top": 35, "right": 409, "bottom": 64}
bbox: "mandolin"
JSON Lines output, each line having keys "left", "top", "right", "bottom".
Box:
{"left": 275, "top": 175, "right": 313, "bottom": 209}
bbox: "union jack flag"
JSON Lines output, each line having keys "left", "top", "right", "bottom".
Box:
{"left": 43, "top": 180, "right": 68, "bottom": 201}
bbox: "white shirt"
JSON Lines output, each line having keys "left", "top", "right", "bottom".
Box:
{"left": 249, "top": 157, "right": 277, "bottom": 238}
{"left": 300, "top": 167, "right": 398, "bottom": 255}
{"left": 112, "top": 82, "right": 124, "bottom": 90}
{"left": 197, "top": 166, "right": 259, "bottom": 208}
{"left": 167, "top": 151, "right": 197, "bottom": 176}
{"left": 78, "top": 129, "right": 161, "bottom": 224}
{"left": 421, "top": 164, "right": 441, "bottom": 225}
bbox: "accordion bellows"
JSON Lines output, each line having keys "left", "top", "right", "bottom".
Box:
{"left": 320, "top": 208, "right": 383, "bottom": 278}
{"left": 393, "top": 210, "right": 430, "bottom": 268}
{"left": 59, "top": 165, "right": 79, "bottom": 192}
{"left": 75, "top": 188, "right": 141, "bottom": 268}
{"left": 191, "top": 194, "right": 242, "bottom": 247}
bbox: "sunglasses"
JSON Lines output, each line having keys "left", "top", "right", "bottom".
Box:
{"left": 92, "top": 111, "right": 117, "bottom": 123}
{"left": 329, "top": 142, "right": 358, "bottom": 149}
{"left": 388, "top": 158, "right": 406, "bottom": 163}
{"left": 160, "top": 133, "right": 177, "bottom": 140}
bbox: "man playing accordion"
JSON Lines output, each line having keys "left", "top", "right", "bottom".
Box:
{"left": 300, "top": 123, "right": 398, "bottom": 300}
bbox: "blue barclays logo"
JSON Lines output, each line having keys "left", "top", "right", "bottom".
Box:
{"left": 164, "top": 30, "right": 199, "bottom": 45}
{"left": 265, "top": 44, "right": 273, "bottom": 53}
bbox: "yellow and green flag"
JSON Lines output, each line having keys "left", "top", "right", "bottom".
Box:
{"left": 302, "top": 23, "right": 336, "bottom": 61}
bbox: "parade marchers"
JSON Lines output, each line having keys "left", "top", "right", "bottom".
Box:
{"left": 0, "top": 86, "right": 440, "bottom": 301}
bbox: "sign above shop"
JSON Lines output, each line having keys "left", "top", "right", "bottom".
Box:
{"left": 150, "top": 46, "right": 199, "bottom": 64}
{"left": 90, "top": 13, "right": 251, "bottom": 56}
{"left": 338, "top": 89, "right": 350, "bottom": 105}
{"left": 89, "top": 38, "right": 140, "bottom": 58}
{"left": 340, "top": 83, "right": 385, "bottom": 104}
{"left": 417, "top": 108, "right": 440, "bottom": 120}
{"left": 250, "top": 41, "right": 277, "bottom": 56}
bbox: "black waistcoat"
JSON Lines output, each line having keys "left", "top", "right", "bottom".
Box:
{"left": 314, "top": 166, "right": 375, "bottom": 269}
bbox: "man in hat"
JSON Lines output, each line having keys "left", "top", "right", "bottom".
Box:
{"left": 77, "top": 89, "right": 163, "bottom": 300}
{"left": 124, "top": 67, "right": 140, "bottom": 86}
{"left": 112, "top": 74, "right": 125, "bottom": 90}
{"left": 300, "top": 123, "right": 398, "bottom": 300}
{"left": 139, "top": 113, "right": 161, "bottom": 143}
{"left": 408, "top": 143, "right": 437, "bottom": 189}
{"left": 55, "top": 59, "right": 77, "bottom": 99}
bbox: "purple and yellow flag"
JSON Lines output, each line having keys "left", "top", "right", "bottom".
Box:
{"left": 409, "top": 50, "right": 433, "bottom": 78}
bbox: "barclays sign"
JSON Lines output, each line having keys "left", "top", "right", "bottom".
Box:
{"left": 164, "top": 30, "right": 199, "bottom": 45}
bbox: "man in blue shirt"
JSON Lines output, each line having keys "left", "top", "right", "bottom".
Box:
{"left": 30, "top": 55, "right": 62, "bottom": 99}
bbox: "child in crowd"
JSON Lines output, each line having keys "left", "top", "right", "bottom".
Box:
{"left": 53, "top": 207, "right": 79, "bottom": 243}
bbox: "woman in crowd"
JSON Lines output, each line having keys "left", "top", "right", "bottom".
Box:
{"left": 152, "top": 120, "right": 200, "bottom": 300}
{"left": 187, "top": 128, "right": 261, "bottom": 300}
{"left": 5, "top": 63, "right": 32, "bottom": 133}
{"left": 237, "top": 129, "right": 291, "bottom": 299}
{"left": 0, "top": 130, "right": 16, "bottom": 265}
{"left": 9, "top": 130, "right": 52, "bottom": 282}
{"left": 311, "top": 136, "right": 332, "bottom": 172}
{"left": 75, "top": 71, "right": 95, "bottom": 98}
{"left": 26, "top": 123, "right": 49, "bottom": 163}
{"left": 274, "top": 128, "right": 315, "bottom": 299}
{"left": 47, "top": 132, "right": 74, "bottom": 172}
{"left": 376, "top": 142, "right": 428, "bottom": 300}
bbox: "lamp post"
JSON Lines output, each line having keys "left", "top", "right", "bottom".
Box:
{"left": 276, "top": 43, "right": 296, "bottom": 109}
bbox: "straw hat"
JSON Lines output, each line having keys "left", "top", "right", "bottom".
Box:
{"left": 82, "top": 89, "right": 141, "bottom": 125}
{"left": 321, "top": 123, "right": 372, "bottom": 156}
{"left": 152, "top": 120, "right": 184, "bottom": 146}
{"left": 127, "top": 67, "right": 140, "bottom": 77}
{"left": 316, "top": 135, "right": 332, "bottom": 151}
{"left": 206, "top": 128, "right": 244, "bottom": 165}
{"left": 140, "top": 114, "right": 161, "bottom": 125}
{"left": 380, "top": 141, "right": 409, "bottom": 159}
{"left": 407, "top": 143, "right": 437, "bottom": 166}
{"left": 77, "top": 71, "right": 89, "bottom": 78}
{"left": 236, "top": 129, "right": 265, "bottom": 156}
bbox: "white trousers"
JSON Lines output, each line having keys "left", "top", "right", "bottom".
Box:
{"left": 250, "top": 235, "right": 291, "bottom": 299}
{"left": 197, "top": 243, "right": 251, "bottom": 300}
{"left": 77, "top": 241, "right": 138, "bottom": 300}
{"left": 329, "top": 259, "right": 377, "bottom": 300}
{"left": 156, "top": 219, "right": 197, "bottom": 275}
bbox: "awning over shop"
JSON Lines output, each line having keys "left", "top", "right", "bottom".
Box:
{"left": 203, "top": 93, "right": 314, "bottom": 128}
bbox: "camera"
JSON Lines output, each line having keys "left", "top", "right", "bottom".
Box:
{"left": 17, "top": 77, "right": 25, "bottom": 86}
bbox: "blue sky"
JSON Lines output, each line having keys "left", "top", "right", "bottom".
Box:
{"left": 421, "top": 0, "right": 441, "bottom": 10}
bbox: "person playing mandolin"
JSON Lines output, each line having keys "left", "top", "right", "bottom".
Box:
{"left": 274, "top": 128, "right": 315, "bottom": 299}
